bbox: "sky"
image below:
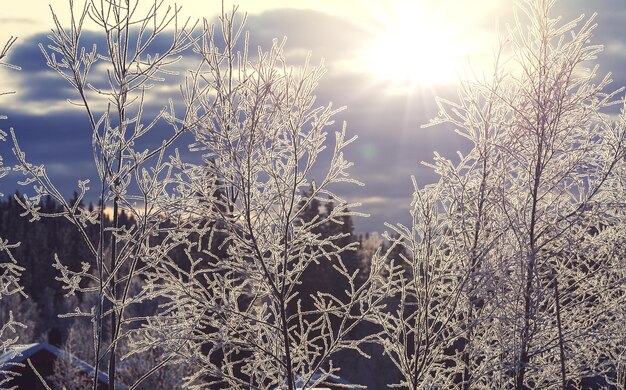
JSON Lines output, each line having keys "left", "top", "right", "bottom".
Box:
{"left": 1, "top": 0, "right": 626, "bottom": 233}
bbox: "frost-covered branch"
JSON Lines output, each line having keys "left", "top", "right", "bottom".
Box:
{"left": 10, "top": 1, "right": 200, "bottom": 388}
{"left": 406, "top": 0, "right": 626, "bottom": 387}
{"left": 135, "top": 8, "right": 389, "bottom": 389}
{"left": 0, "top": 35, "right": 30, "bottom": 389}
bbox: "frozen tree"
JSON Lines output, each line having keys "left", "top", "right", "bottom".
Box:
{"left": 10, "top": 1, "right": 389, "bottom": 388}
{"left": 6, "top": 0, "right": 625, "bottom": 388}
{"left": 0, "top": 35, "right": 22, "bottom": 305}
{"left": 0, "top": 239, "right": 25, "bottom": 355}
{"left": 0, "top": 35, "right": 26, "bottom": 349}
{"left": 0, "top": 34, "right": 30, "bottom": 389}
{"left": 357, "top": 231, "right": 383, "bottom": 280}
{"left": 588, "top": 118, "right": 626, "bottom": 388}
{"left": 134, "top": 8, "right": 393, "bottom": 390}
{"left": 373, "top": 180, "right": 468, "bottom": 389}
{"left": 421, "top": 44, "right": 510, "bottom": 387}
{"left": 487, "top": 2, "right": 625, "bottom": 387}
{"left": 10, "top": 0, "right": 198, "bottom": 388}
{"left": 413, "top": 0, "right": 626, "bottom": 388}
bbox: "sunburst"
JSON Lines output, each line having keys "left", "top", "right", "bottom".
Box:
{"left": 358, "top": 1, "right": 499, "bottom": 90}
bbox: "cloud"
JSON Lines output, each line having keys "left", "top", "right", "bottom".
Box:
{"left": 0, "top": 6, "right": 473, "bottom": 233}
{"left": 243, "top": 8, "right": 369, "bottom": 77}
{"left": 5, "top": 1, "right": 626, "bottom": 234}
{"left": 1, "top": 111, "right": 97, "bottom": 200}
{"left": 5, "top": 29, "right": 201, "bottom": 117}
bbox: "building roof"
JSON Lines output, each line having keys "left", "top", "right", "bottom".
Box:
{"left": 0, "top": 342, "right": 127, "bottom": 390}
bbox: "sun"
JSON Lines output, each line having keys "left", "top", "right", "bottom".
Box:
{"left": 358, "top": 1, "right": 499, "bottom": 90}
{"left": 363, "top": 8, "right": 461, "bottom": 85}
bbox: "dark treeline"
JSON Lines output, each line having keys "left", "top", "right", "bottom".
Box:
{"left": 0, "top": 191, "right": 403, "bottom": 387}
{"left": 0, "top": 192, "right": 134, "bottom": 337}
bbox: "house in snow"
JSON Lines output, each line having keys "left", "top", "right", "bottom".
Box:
{"left": 0, "top": 342, "right": 126, "bottom": 389}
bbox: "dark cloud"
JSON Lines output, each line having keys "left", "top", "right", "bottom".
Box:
{"left": 245, "top": 8, "right": 367, "bottom": 59}
{"left": 7, "top": 30, "right": 197, "bottom": 110}
{"left": 1, "top": 111, "right": 97, "bottom": 199}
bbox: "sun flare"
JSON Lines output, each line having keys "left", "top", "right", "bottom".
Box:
{"left": 359, "top": 1, "right": 500, "bottom": 90}
{"left": 364, "top": 10, "right": 460, "bottom": 84}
